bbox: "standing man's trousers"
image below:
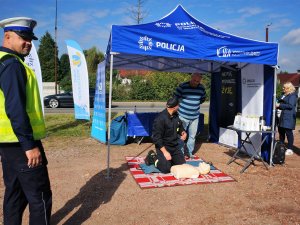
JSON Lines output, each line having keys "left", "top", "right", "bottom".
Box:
{"left": 0, "top": 141, "right": 52, "bottom": 225}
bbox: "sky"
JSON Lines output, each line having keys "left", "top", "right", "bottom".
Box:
{"left": 1, "top": 0, "right": 300, "bottom": 73}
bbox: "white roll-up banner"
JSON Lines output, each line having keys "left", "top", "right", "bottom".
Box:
{"left": 65, "top": 40, "right": 90, "bottom": 120}
{"left": 25, "top": 42, "right": 44, "bottom": 115}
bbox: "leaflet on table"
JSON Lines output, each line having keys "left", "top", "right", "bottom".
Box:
{"left": 233, "top": 114, "right": 260, "bottom": 131}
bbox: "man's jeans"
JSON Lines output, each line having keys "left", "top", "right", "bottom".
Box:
{"left": 179, "top": 116, "right": 199, "bottom": 156}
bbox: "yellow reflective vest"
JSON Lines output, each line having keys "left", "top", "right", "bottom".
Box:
{"left": 0, "top": 51, "right": 46, "bottom": 142}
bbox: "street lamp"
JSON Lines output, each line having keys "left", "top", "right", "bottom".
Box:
{"left": 265, "top": 23, "right": 272, "bottom": 42}
{"left": 54, "top": 0, "right": 58, "bottom": 94}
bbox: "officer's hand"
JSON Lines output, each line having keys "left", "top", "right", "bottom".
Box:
{"left": 160, "top": 147, "right": 172, "bottom": 160}
{"left": 180, "top": 131, "right": 187, "bottom": 141}
{"left": 163, "top": 151, "right": 172, "bottom": 161}
{"left": 25, "top": 147, "right": 42, "bottom": 168}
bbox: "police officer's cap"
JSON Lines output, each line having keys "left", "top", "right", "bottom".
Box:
{"left": 0, "top": 17, "right": 38, "bottom": 40}
{"left": 166, "top": 96, "right": 179, "bottom": 108}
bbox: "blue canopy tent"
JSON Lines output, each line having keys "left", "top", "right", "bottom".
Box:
{"left": 102, "top": 5, "right": 279, "bottom": 175}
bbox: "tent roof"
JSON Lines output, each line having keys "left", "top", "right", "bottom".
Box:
{"left": 106, "top": 5, "right": 278, "bottom": 72}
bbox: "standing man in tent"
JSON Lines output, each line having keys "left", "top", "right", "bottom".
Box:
{"left": 174, "top": 73, "right": 206, "bottom": 159}
{"left": 0, "top": 17, "right": 52, "bottom": 225}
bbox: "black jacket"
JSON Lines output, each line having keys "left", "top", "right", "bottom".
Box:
{"left": 278, "top": 92, "right": 297, "bottom": 130}
{"left": 152, "top": 109, "right": 184, "bottom": 150}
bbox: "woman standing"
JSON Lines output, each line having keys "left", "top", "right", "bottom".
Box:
{"left": 276, "top": 82, "right": 298, "bottom": 155}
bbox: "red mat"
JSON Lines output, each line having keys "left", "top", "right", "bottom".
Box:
{"left": 126, "top": 156, "right": 235, "bottom": 189}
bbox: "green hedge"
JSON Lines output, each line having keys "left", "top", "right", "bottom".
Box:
{"left": 110, "top": 72, "right": 211, "bottom": 101}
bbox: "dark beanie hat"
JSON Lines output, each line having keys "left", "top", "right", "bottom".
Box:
{"left": 166, "top": 96, "right": 179, "bottom": 108}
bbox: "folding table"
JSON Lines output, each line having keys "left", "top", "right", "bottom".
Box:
{"left": 226, "top": 125, "right": 274, "bottom": 173}
{"left": 126, "top": 112, "right": 159, "bottom": 144}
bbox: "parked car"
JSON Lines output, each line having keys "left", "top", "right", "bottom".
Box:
{"left": 44, "top": 89, "right": 108, "bottom": 108}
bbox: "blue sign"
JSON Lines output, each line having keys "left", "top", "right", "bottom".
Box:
{"left": 91, "top": 61, "right": 106, "bottom": 142}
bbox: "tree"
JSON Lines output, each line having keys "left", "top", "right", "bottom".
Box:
{"left": 84, "top": 46, "right": 104, "bottom": 74}
{"left": 201, "top": 74, "right": 211, "bottom": 101}
{"left": 276, "top": 79, "right": 283, "bottom": 99}
{"left": 278, "top": 70, "right": 289, "bottom": 74}
{"left": 59, "top": 47, "right": 104, "bottom": 91}
{"left": 130, "top": 0, "right": 148, "bottom": 24}
{"left": 130, "top": 75, "right": 154, "bottom": 100}
{"left": 38, "top": 32, "right": 58, "bottom": 82}
{"left": 83, "top": 46, "right": 105, "bottom": 88}
{"left": 59, "top": 54, "right": 70, "bottom": 80}
{"left": 58, "top": 54, "right": 72, "bottom": 91}
{"left": 149, "top": 72, "right": 190, "bottom": 100}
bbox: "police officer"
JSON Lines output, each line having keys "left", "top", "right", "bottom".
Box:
{"left": 0, "top": 17, "right": 52, "bottom": 225}
{"left": 145, "top": 96, "right": 187, "bottom": 173}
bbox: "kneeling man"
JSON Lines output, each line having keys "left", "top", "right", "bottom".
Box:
{"left": 145, "top": 96, "right": 187, "bottom": 173}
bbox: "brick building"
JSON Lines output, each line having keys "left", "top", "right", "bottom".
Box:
{"left": 277, "top": 70, "right": 300, "bottom": 97}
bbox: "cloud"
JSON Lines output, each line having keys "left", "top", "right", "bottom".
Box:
{"left": 211, "top": 7, "right": 263, "bottom": 34}
{"left": 80, "top": 28, "right": 110, "bottom": 51}
{"left": 282, "top": 28, "right": 300, "bottom": 45}
{"left": 111, "top": 5, "right": 129, "bottom": 16}
{"left": 278, "top": 57, "right": 300, "bottom": 72}
{"left": 61, "top": 11, "right": 92, "bottom": 30}
{"left": 60, "top": 9, "right": 109, "bottom": 31}
{"left": 55, "top": 7, "right": 114, "bottom": 54}
{"left": 279, "top": 57, "right": 292, "bottom": 66}
{"left": 211, "top": 17, "right": 246, "bottom": 32}
{"left": 238, "top": 7, "right": 263, "bottom": 17}
{"left": 270, "top": 19, "right": 293, "bottom": 31}
{"left": 278, "top": 50, "right": 300, "bottom": 72}
{"left": 94, "top": 10, "right": 110, "bottom": 19}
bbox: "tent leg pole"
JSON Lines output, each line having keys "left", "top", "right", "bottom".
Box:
{"left": 207, "top": 62, "right": 213, "bottom": 141}
{"left": 106, "top": 54, "right": 114, "bottom": 178}
{"left": 269, "top": 67, "right": 278, "bottom": 166}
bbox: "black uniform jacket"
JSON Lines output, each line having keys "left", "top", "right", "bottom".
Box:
{"left": 152, "top": 109, "right": 184, "bottom": 151}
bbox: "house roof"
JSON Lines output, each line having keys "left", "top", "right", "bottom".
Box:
{"left": 118, "top": 69, "right": 151, "bottom": 78}
{"left": 277, "top": 73, "right": 300, "bottom": 87}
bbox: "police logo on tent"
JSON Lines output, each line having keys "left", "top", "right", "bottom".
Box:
{"left": 217, "top": 46, "right": 231, "bottom": 58}
{"left": 138, "top": 36, "right": 153, "bottom": 51}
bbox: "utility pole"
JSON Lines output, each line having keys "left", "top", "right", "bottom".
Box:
{"left": 265, "top": 23, "right": 272, "bottom": 42}
{"left": 54, "top": 0, "right": 58, "bottom": 94}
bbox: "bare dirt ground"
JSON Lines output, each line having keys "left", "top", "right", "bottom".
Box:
{"left": 0, "top": 127, "right": 300, "bottom": 225}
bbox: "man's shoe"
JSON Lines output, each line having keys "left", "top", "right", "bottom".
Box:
{"left": 190, "top": 154, "right": 196, "bottom": 159}
{"left": 184, "top": 154, "right": 190, "bottom": 160}
{"left": 145, "top": 150, "right": 157, "bottom": 165}
{"left": 185, "top": 154, "right": 197, "bottom": 160}
{"left": 285, "top": 149, "right": 294, "bottom": 156}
